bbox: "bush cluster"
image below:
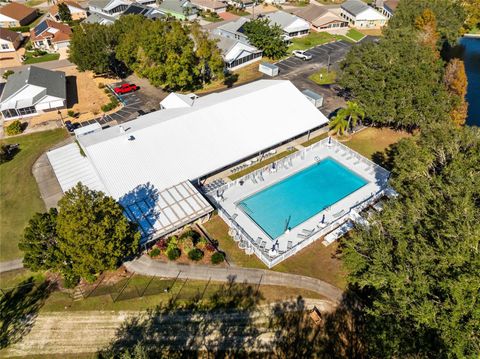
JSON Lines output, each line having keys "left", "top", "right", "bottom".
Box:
{"left": 5, "top": 120, "right": 23, "bottom": 136}
{"left": 211, "top": 252, "right": 225, "bottom": 265}
{"left": 101, "top": 97, "right": 119, "bottom": 112}
{"left": 167, "top": 246, "right": 181, "bottom": 260}
{"left": 149, "top": 247, "right": 161, "bottom": 257}
{"left": 188, "top": 248, "right": 204, "bottom": 261}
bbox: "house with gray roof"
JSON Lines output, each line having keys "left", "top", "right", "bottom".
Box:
{"left": 340, "top": 0, "right": 387, "bottom": 28}
{"left": 213, "top": 17, "right": 250, "bottom": 44}
{"left": 374, "top": 0, "right": 399, "bottom": 19}
{"left": 122, "top": 3, "right": 165, "bottom": 19}
{"left": 0, "top": 66, "right": 66, "bottom": 120}
{"left": 157, "top": 0, "right": 198, "bottom": 20}
{"left": 88, "top": 0, "right": 129, "bottom": 16}
{"left": 84, "top": 11, "right": 116, "bottom": 25}
{"left": 262, "top": 11, "right": 309, "bottom": 39}
{"left": 212, "top": 33, "right": 262, "bottom": 70}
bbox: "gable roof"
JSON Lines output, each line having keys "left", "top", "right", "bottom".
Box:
{"left": 89, "top": 0, "right": 129, "bottom": 11}
{"left": 293, "top": 4, "right": 329, "bottom": 22}
{"left": 158, "top": 0, "right": 196, "bottom": 14}
{"left": 84, "top": 11, "right": 116, "bottom": 24}
{"left": 263, "top": 11, "right": 303, "bottom": 29}
{"left": 123, "top": 3, "right": 165, "bottom": 18}
{"left": 30, "top": 19, "right": 72, "bottom": 43}
{"left": 0, "top": 2, "right": 37, "bottom": 21}
{"left": 384, "top": 0, "right": 399, "bottom": 11}
{"left": 0, "top": 66, "right": 66, "bottom": 103}
{"left": 49, "top": 1, "right": 85, "bottom": 16}
{"left": 0, "top": 28, "right": 22, "bottom": 43}
{"left": 190, "top": 0, "right": 226, "bottom": 10}
{"left": 217, "top": 16, "right": 249, "bottom": 34}
{"left": 341, "top": 0, "right": 369, "bottom": 16}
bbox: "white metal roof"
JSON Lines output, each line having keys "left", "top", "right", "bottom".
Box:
{"left": 160, "top": 93, "right": 197, "bottom": 109}
{"left": 78, "top": 80, "right": 328, "bottom": 200}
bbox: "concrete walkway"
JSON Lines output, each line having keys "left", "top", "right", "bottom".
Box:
{"left": 0, "top": 259, "right": 23, "bottom": 273}
{"left": 125, "top": 255, "right": 343, "bottom": 303}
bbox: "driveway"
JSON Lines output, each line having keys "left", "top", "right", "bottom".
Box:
{"left": 274, "top": 40, "right": 353, "bottom": 116}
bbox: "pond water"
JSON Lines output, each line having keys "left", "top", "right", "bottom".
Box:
{"left": 460, "top": 37, "right": 480, "bottom": 127}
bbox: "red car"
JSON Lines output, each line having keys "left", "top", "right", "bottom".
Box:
{"left": 114, "top": 83, "right": 138, "bottom": 94}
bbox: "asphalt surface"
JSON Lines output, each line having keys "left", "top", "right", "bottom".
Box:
{"left": 125, "top": 255, "right": 343, "bottom": 302}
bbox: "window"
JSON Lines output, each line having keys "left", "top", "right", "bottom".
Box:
{"left": 1, "top": 44, "right": 9, "bottom": 50}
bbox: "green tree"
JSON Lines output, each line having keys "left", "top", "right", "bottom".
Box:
{"left": 329, "top": 101, "right": 364, "bottom": 136}
{"left": 342, "top": 126, "right": 480, "bottom": 357}
{"left": 243, "top": 18, "right": 288, "bottom": 59}
{"left": 339, "top": 29, "right": 451, "bottom": 130}
{"left": 69, "top": 23, "right": 117, "bottom": 74}
{"left": 19, "top": 209, "right": 63, "bottom": 272}
{"left": 56, "top": 183, "right": 140, "bottom": 282}
{"left": 57, "top": 2, "right": 72, "bottom": 22}
{"left": 191, "top": 22, "right": 224, "bottom": 84}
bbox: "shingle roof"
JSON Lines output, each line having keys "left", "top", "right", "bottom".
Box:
{"left": 190, "top": 0, "right": 226, "bottom": 10}
{"left": 123, "top": 3, "right": 165, "bottom": 18}
{"left": 84, "top": 11, "right": 116, "bottom": 24}
{"left": 49, "top": 0, "right": 85, "bottom": 16}
{"left": 158, "top": 0, "right": 196, "bottom": 14}
{"left": 341, "top": 0, "right": 370, "bottom": 16}
{"left": 217, "top": 16, "right": 249, "bottom": 33}
{"left": 384, "top": 0, "right": 399, "bottom": 11}
{"left": 0, "top": 2, "right": 37, "bottom": 21}
{"left": 263, "top": 11, "right": 301, "bottom": 29}
{"left": 0, "top": 28, "right": 22, "bottom": 43}
{"left": 30, "top": 19, "right": 72, "bottom": 43}
{"left": 0, "top": 66, "right": 66, "bottom": 103}
{"left": 293, "top": 4, "right": 328, "bottom": 22}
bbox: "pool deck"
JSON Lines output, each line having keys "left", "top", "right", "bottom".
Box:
{"left": 205, "top": 138, "right": 391, "bottom": 268}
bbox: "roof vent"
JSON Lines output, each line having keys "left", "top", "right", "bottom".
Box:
{"left": 119, "top": 125, "right": 125, "bottom": 134}
{"left": 128, "top": 135, "right": 135, "bottom": 141}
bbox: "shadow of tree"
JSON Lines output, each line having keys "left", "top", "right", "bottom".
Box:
{"left": 0, "top": 277, "right": 54, "bottom": 349}
{"left": 223, "top": 72, "right": 239, "bottom": 88}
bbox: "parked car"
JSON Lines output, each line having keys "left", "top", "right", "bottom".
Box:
{"left": 114, "top": 83, "right": 139, "bottom": 94}
{"left": 292, "top": 50, "right": 313, "bottom": 61}
{"left": 65, "top": 120, "right": 80, "bottom": 133}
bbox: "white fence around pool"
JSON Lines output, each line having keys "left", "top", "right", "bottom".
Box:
{"left": 206, "top": 137, "right": 391, "bottom": 268}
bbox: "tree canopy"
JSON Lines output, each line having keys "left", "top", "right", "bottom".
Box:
{"left": 20, "top": 183, "right": 140, "bottom": 284}
{"left": 243, "top": 18, "right": 288, "bottom": 60}
{"left": 70, "top": 16, "right": 224, "bottom": 90}
{"left": 342, "top": 125, "right": 480, "bottom": 357}
{"left": 57, "top": 2, "right": 72, "bottom": 22}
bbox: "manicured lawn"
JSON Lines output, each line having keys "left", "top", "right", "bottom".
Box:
{"left": 228, "top": 149, "right": 297, "bottom": 181}
{"left": 0, "top": 268, "right": 45, "bottom": 289}
{"left": 23, "top": 52, "right": 60, "bottom": 65}
{"left": 308, "top": 68, "right": 337, "bottom": 85}
{"left": 0, "top": 129, "right": 69, "bottom": 261}
{"left": 203, "top": 215, "right": 347, "bottom": 288}
{"left": 341, "top": 127, "right": 410, "bottom": 161}
{"left": 300, "top": 132, "right": 329, "bottom": 147}
{"left": 346, "top": 28, "right": 365, "bottom": 42}
{"left": 288, "top": 33, "right": 353, "bottom": 52}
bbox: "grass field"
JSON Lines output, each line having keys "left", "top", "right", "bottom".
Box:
{"left": 288, "top": 33, "right": 353, "bottom": 52}
{"left": 300, "top": 132, "right": 329, "bottom": 147}
{"left": 228, "top": 149, "right": 297, "bottom": 181}
{"left": 23, "top": 52, "right": 60, "bottom": 65}
{"left": 346, "top": 28, "right": 365, "bottom": 42}
{"left": 308, "top": 68, "right": 337, "bottom": 85}
{"left": 0, "top": 129, "right": 69, "bottom": 261}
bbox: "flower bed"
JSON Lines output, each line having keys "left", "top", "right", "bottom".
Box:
{"left": 148, "top": 227, "right": 225, "bottom": 265}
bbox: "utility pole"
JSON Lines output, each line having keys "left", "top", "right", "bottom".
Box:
{"left": 327, "top": 50, "right": 331, "bottom": 73}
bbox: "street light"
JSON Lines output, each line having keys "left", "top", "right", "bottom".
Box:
{"left": 327, "top": 50, "right": 332, "bottom": 74}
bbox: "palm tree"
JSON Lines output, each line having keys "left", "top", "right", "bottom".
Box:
{"left": 329, "top": 101, "right": 365, "bottom": 136}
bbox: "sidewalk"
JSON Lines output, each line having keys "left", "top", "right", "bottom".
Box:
{"left": 125, "top": 255, "right": 343, "bottom": 303}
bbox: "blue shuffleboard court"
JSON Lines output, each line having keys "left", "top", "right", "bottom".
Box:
{"left": 238, "top": 157, "right": 368, "bottom": 239}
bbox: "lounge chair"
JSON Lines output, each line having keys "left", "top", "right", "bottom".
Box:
{"left": 297, "top": 232, "right": 310, "bottom": 239}
{"left": 302, "top": 228, "right": 315, "bottom": 235}
{"left": 287, "top": 241, "right": 293, "bottom": 250}
{"left": 260, "top": 241, "right": 266, "bottom": 250}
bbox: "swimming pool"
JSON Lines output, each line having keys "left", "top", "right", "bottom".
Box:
{"left": 238, "top": 157, "right": 368, "bottom": 239}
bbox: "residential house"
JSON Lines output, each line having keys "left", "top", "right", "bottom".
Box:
{"left": 84, "top": 11, "right": 116, "bottom": 25}
{"left": 135, "top": 0, "right": 157, "bottom": 6}
{"left": 123, "top": 3, "right": 165, "bottom": 19}
{"left": 262, "top": 11, "right": 309, "bottom": 39}
{"left": 0, "top": 66, "right": 66, "bottom": 120}
{"left": 227, "top": 0, "right": 254, "bottom": 9}
{"left": 49, "top": 0, "right": 88, "bottom": 21}
{"left": 0, "top": 2, "right": 38, "bottom": 28}
{"left": 213, "top": 17, "right": 250, "bottom": 43}
{"left": 191, "top": 0, "right": 227, "bottom": 14}
{"left": 374, "top": 0, "right": 399, "bottom": 19}
{"left": 293, "top": 5, "right": 348, "bottom": 32}
{"left": 157, "top": 0, "right": 198, "bottom": 20}
{"left": 212, "top": 33, "right": 262, "bottom": 70}
{"left": 264, "top": 0, "right": 286, "bottom": 4}
{"left": 30, "top": 20, "right": 72, "bottom": 52}
{"left": 340, "top": 0, "right": 387, "bottom": 28}
{"left": 0, "top": 28, "right": 23, "bottom": 53}
{"left": 88, "top": 0, "right": 130, "bottom": 16}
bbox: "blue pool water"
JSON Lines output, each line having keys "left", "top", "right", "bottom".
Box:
{"left": 238, "top": 158, "right": 368, "bottom": 239}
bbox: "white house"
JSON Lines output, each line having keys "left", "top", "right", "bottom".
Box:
{"left": 374, "top": 0, "right": 399, "bottom": 19}
{"left": 0, "top": 66, "right": 66, "bottom": 120}
{"left": 293, "top": 5, "right": 348, "bottom": 32}
{"left": 88, "top": 0, "right": 130, "bottom": 16}
{"left": 262, "top": 11, "right": 309, "bottom": 39}
{"left": 190, "top": 0, "right": 227, "bottom": 14}
{"left": 47, "top": 80, "right": 328, "bottom": 245}
{"left": 213, "top": 17, "right": 250, "bottom": 44}
{"left": 213, "top": 34, "right": 262, "bottom": 70}
{"left": 340, "top": 0, "right": 387, "bottom": 28}
{"left": 0, "top": 28, "right": 23, "bottom": 53}
{"left": 30, "top": 20, "right": 72, "bottom": 52}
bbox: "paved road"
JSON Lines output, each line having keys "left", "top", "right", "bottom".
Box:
{"left": 1, "top": 59, "right": 73, "bottom": 74}
{"left": 0, "top": 259, "right": 23, "bottom": 273}
{"left": 125, "top": 255, "right": 343, "bottom": 302}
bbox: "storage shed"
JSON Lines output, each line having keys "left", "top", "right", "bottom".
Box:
{"left": 302, "top": 89, "right": 323, "bottom": 108}
{"left": 259, "top": 62, "right": 279, "bottom": 77}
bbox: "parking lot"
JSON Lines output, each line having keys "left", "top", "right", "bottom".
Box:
{"left": 76, "top": 76, "right": 167, "bottom": 128}
{"left": 275, "top": 40, "right": 354, "bottom": 116}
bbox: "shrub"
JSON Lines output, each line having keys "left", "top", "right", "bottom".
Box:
{"left": 149, "top": 247, "right": 161, "bottom": 257}
{"left": 98, "top": 82, "right": 105, "bottom": 89}
{"left": 2, "top": 70, "right": 14, "bottom": 80}
{"left": 63, "top": 271, "right": 80, "bottom": 288}
{"left": 167, "top": 246, "right": 181, "bottom": 260}
{"left": 5, "top": 120, "right": 23, "bottom": 136}
{"left": 67, "top": 110, "right": 75, "bottom": 117}
{"left": 188, "top": 248, "right": 204, "bottom": 261}
{"left": 104, "top": 88, "right": 110, "bottom": 94}
{"left": 205, "top": 243, "right": 216, "bottom": 252}
{"left": 8, "top": 25, "right": 30, "bottom": 33}
{"left": 155, "top": 238, "right": 168, "bottom": 250}
{"left": 211, "top": 252, "right": 225, "bottom": 265}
